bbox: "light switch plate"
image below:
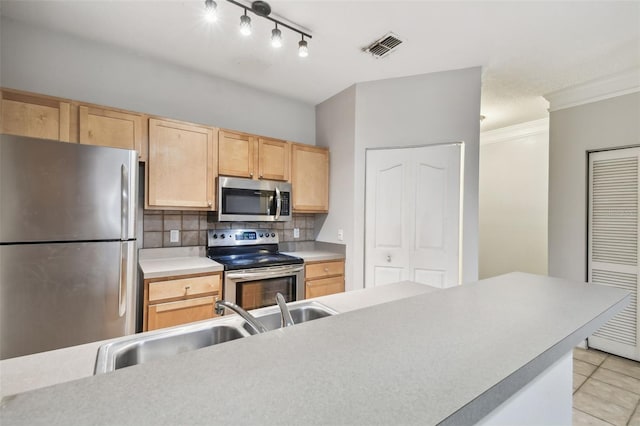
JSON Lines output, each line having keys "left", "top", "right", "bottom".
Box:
{"left": 338, "top": 229, "right": 344, "bottom": 241}
{"left": 293, "top": 228, "right": 300, "bottom": 239}
{"left": 170, "top": 229, "right": 180, "bottom": 243}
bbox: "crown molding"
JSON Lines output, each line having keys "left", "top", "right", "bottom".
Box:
{"left": 544, "top": 68, "right": 640, "bottom": 112}
{"left": 480, "top": 118, "right": 548, "bottom": 146}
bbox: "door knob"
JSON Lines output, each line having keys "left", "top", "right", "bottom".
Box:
{"left": 386, "top": 255, "right": 391, "bottom": 262}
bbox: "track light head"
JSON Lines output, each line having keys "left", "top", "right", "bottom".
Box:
{"left": 239, "top": 10, "right": 252, "bottom": 36}
{"left": 204, "top": 0, "right": 217, "bottom": 22}
{"left": 298, "top": 37, "right": 308, "bottom": 58}
{"left": 271, "top": 26, "right": 282, "bottom": 48}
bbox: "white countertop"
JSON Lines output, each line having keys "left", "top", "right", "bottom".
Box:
{"left": 138, "top": 247, "right": 223, "bottom": 279}
{"left": 0, "top": 273, "right": 629, "bottom": 425}
{"left": 282, "top": 250, "right": 345, "bottom": 262}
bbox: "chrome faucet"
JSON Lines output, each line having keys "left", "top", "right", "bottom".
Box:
{"left": 214, "top": 300, "right": 268, "bottom": 334}
{"left": 276, "top": 293, "right": 294, "bottom": 328}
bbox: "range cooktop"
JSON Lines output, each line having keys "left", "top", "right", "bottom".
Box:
{"left": 206, "top": 229, "right": 303, "bottom": 271}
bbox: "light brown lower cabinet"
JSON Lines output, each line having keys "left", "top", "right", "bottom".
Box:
{"left": 143, "top": 272, "right": 222, "bottom": 331}
{"left": 304, "top": 259, "right": 345, "bottom": 299}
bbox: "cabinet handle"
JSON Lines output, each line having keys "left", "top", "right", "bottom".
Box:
{"left": 250, "top": 172, "right": 254, "bottom": 178}
{"left": 207, "top": 201, "right": 212, "bottom": 207}
{"left": 386, "top": 255, "right": 391, "bottom": 262}
{"left": 184, "top": 285, "right": 191, "bottom": 294}
{"left": 259, "top": 175, "right": 263, "bottom": 179}
{"left": 324, "top": 267, "right": 329, "bottom": 272}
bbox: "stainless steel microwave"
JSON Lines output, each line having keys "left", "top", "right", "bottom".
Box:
{"left": 218, "top": 177, "right": 292, "bottom": 222}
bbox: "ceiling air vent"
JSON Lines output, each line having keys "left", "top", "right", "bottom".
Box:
{"left": 364, "top": 32, "right": 403, "bottom": 58}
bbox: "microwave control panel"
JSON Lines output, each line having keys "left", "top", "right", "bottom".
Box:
{"left": 281, "top": 192, "right": 290, "bottom": 215}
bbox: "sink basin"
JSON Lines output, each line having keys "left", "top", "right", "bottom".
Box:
{"left": 95, "top": 322, "right": 249, "bottom": 374}
{"left": 95, "top": 301, "right": 338, "bottom": 374}
{"left": 244, "top": 301, "right": 338, "bottom": 334}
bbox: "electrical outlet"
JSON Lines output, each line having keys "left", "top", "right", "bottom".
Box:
{"left": 293, "top": 228, "right": 300, "bottom": 239}
{"left": 338, "top": 229, "right": 344, "bottom": 241}
{"left": 170, "top": 229, "right": 180, "bottom": 243}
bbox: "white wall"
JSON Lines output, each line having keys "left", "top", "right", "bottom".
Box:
{"left": 547, "top": 91, "right": 640, "bottom": 281}
{"left": 0, "top": 18, "right": 315, "bottom": 145}
{"left": 316, "top": 67, "right": 482, "bottom": 290}
{"left": 479, "top": 119, "right": 549, "bottom": 279}
{"left": 315, "top": 85, "right": 356, "bottom": 288}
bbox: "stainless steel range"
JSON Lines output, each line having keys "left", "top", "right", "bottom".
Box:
{"left": 206, "top": 229, "right": 304, "bottom": 311}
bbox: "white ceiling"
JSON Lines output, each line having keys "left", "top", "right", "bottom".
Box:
{"left": 1, "top": 1, "right": 639, "bottom": 131}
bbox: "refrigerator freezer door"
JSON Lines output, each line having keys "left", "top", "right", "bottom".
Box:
{"left": 0, "top": 241, "right": 137, "bottom": 360}
{"left": 0, "top": 135, "right": 137, "bottom": 242}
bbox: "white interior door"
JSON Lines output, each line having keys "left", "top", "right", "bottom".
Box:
{"left": 365, "top": 143, "right": 463, "bottom": 288}
{"left": 588, "top": 147, "right": 640, "bottom": 360}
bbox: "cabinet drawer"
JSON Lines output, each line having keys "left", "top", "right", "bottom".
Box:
{"left": 149, "top": 274, "right": 221, "bottom": 302}
{"left": 147, "top": 296, "right": 218, "bottom": 331}
{"left": 305, "top": 276, "right": 345, "bottom": 299}
{"left": 305, "top": 260, "right": 344, "bottom": 280}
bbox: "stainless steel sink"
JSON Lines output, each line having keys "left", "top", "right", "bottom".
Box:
{"left": 243, "top": 301, "right": 338, "bottom": 334}
{"left": 95, "top": 321, "right": 250, "bottom": 374}
{"left": 95, "top": 301, "right": 338, "bottom": 374}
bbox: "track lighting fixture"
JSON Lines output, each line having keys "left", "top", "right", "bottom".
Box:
{"left": 239, "top": 9, "right": 252, "bottom": 36}
{"left": 204, "top": 0, "right": 218, "bottom": 22}
{"left": 205, "top": 0, "right": 312, "bottom": 57}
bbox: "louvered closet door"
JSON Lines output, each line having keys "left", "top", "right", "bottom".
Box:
{"left": 588, "top": 147, "right": 640, "bottom": 360}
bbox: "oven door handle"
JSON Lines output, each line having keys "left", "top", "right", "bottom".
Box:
{"left": 274, "top": 186, "right": 282, "bottom": 220}
{"left": 226, "top": 265, "right": 304, "bottom": 281}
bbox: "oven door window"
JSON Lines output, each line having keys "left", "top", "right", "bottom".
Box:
{"left": 237, "top": 276, "right": 295, "bottom": 310}
{"left": 221, "top": 188, "right": 276, "bottom": 216}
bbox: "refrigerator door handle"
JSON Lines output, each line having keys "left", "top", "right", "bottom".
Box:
{"left": 118, "top": 242, "right": 127, "bottom": 317}
{"left": 120, "top": 164, "right": 129, "bottom": 241}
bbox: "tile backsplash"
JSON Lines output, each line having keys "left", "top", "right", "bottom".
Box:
{"left": 142, "top": 211, "right": 316, "bottom": 248}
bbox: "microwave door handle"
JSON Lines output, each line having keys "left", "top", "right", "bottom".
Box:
{"left": 275, "top": 186, "right": 281, "bottom": 220}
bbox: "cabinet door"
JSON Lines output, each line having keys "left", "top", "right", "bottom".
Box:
{"left": 219, "top": 130, "right": 255, "bottom": 178}
{"left": 258, "top": 138, "right": 289, "bottom": 181}
{"left": 148, "top": 118, "right": 217, "bottom": 210}
{"left": 79, "top": 105, "right": 145, "bottom": 161}
{"left": 291, "top": 144, "right": 329, "bottom": 212}
{"left": 147, "top": 296, "right": 218, "bottom": 331}
{"left": 305, "top": 276, "right": 344, "bottom": 299}
{"left": 1, "top": 89, "right": 71, "bottom": 142}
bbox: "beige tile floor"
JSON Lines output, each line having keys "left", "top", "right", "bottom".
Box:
{"left": 573, "top": 348, "right": 640, "bottom": 425}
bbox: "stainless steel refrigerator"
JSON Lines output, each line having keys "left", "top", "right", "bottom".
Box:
{"left": 0, "top": 134, "right": 138, "bottom": 360}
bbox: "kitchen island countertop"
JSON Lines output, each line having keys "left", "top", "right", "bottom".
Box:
{"left": 0, "top": 281, "right": 435, "bottom": 399}
{"left": 0, "top": 273, "right": 629, "bottom": 425}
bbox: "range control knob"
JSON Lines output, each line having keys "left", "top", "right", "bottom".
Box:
{"left": 213, "top": 234, "right": 218, "bottom": 239}
{"left": 220, "top": 234, "right": 225, "bottom": 239}
{"left": 259, "top": 233, "right": 264, "bottom": 238}
{"left": 271, "top": 233, "right": 276, "bottom": 238}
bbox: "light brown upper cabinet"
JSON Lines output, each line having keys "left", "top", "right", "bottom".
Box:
{"left": 1, "top": 88, "right": 71, "bottom": 142}
{"left": 219, "top": 130, "right": 289, "bottom": 181}
{"left": 218, "top": 130, "right": 255, "bottom": 178}
{"left": 78, "top": 105, "right": 147, "bottom": 161}
{"left": 147, "top": 118, "right": 218, "bottom": 210}
{"left": 291, "top": 144, "right": 329, "bottom": 213}
{"left": 258, "top": 137, "right": 290, "bottom": 181}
